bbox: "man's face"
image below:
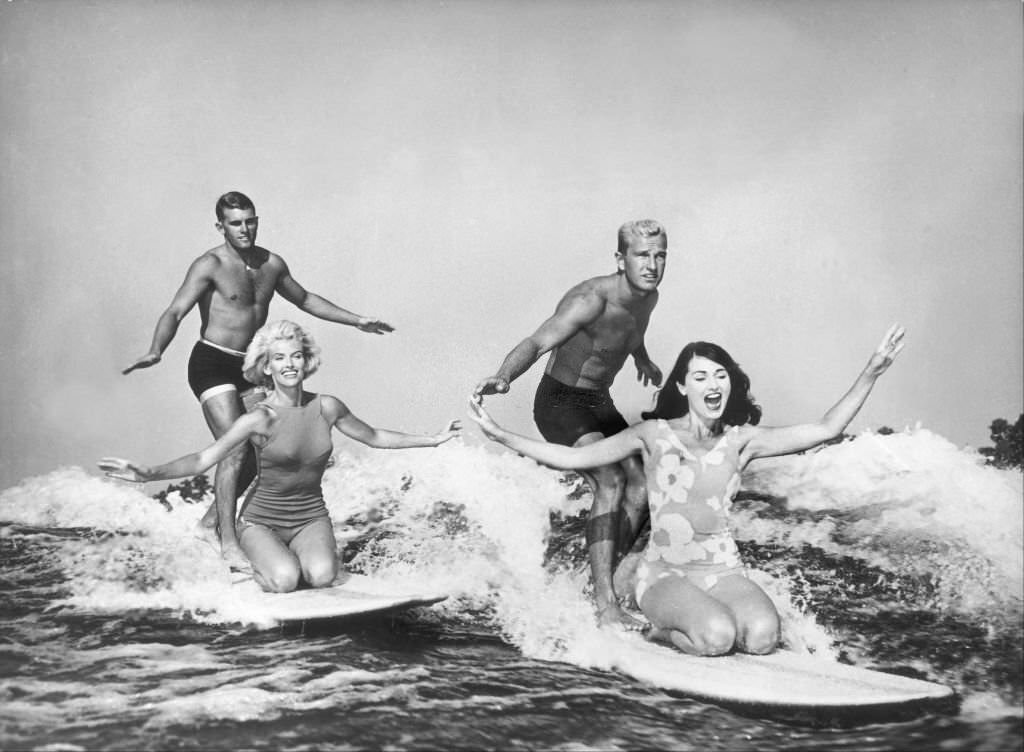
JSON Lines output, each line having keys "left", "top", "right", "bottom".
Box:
{"left": 217, "top": 207, "right": 259, "bottom": 251}
{"left": 617, "top": 235, "right": 667, "bottom": 292}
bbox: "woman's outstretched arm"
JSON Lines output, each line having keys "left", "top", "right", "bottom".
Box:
{"left": 740, "top": 324, "right": 906, "bottom": 464}
{"left": 468, "top": 398, "right": 645, "bottom": 469}
{"left": 98, "top": 410, "right": 270, "bottom": 482}
{"left": 322, "top": 395, "right": 461, "bottom": 448}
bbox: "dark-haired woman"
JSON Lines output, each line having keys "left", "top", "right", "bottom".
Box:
{"left": 469, "top": 325, "right": 905, "bottom": 656}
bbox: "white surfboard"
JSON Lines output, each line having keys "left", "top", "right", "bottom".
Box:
{"left": 604, "top": 634, "right": 955, "bottom": 710}
{"left": 248, "top": 574, "right": 448, "bottom": 622}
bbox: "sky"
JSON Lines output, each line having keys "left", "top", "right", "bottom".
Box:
{"left": 1, "top": 0, "right": 1021, "bottom": 490}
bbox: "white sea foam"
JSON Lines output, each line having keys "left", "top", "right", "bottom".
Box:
{"left": 740, "top": 427, "right": 1023, "bottom": 610}
{"left": 1, "top": 428, "right": 1020, "bottom": 690}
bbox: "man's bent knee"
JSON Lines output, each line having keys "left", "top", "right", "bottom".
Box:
{"left": 588, "top": 465, "right": 626, "bottom": 505}
{"left": 621, "top": 478, "right": 648, "bottom": 513}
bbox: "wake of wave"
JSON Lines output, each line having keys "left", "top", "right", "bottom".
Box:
{"left": 1, "top": 428, "right": 1020, "bottom": 708}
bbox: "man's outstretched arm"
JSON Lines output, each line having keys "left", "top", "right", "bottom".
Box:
{"left": 276, "top": 263, "right": 394, "bottom": 334}
{"left": 473, "top": 291, "right": 602, "bottom": 398}
{"left": 123, "top": 257, "right": 212, "bottom": 374}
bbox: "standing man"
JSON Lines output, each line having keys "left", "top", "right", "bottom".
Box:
{"left": 123, "top": 191, "right": 393, "bottom": 569}
{"left": 473, "top": 219, "right": 667, "bottom": 630}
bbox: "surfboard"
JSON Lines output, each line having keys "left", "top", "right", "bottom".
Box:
{"left": 247, "top": 574, "right": 448, "bottom": 622}
{"left": 604, "top": 634, "right": 955, "bottom": 712}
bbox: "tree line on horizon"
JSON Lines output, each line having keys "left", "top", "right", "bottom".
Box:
{"left": 979, "top": 414, "right": 1024, "bottom": 471}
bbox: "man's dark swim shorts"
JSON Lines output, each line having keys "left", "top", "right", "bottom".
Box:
{"left": 187, "top": 340, "right": 252, "bottom": 402}
{"left": 532, "top": 373, "right": 629, "bottom": 447}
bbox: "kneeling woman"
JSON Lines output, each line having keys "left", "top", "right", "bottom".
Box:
{"left": 469, "top": 325, "right": 904, "bottom": 656}
{"left": 101, "top": 320, "right": 460, "bottom": 593}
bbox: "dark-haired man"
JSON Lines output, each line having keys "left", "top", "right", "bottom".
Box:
{"left": 124, "top": 191, "right": 393, "bottom": 568}
{"left": 473, "top": 219, "right": 667, "bottom": 630}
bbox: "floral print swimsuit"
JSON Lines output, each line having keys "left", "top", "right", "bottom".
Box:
{"left": 635, "top": 420, "right": 747, "bottom": 605}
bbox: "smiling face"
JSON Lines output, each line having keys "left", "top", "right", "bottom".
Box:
{"left": 216, "top": 207, "right": 259, "bottom": 252}
{"left": 263, "top": 338, "right": 307, "bottom": 390}
{"left": 681, "top": 355, "right": 732, "bottom": 425}
{"left": 616, "top": 233, "right": 667, "bottom": 293}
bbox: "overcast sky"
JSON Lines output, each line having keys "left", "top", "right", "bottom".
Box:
{"left": 1, "top": 0, "right": 1020, "bottom": 489}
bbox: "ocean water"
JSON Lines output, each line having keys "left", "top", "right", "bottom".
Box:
{"left": 1, "top": 428, "right": 1021, "bottom": 751}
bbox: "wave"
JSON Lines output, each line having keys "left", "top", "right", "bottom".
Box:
{"left": 1, "top": 427, "right": 1020, "bottom": 700}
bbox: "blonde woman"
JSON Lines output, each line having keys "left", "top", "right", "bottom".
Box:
{"left": 101, "top": 320, "right": 460, "bottom": 593}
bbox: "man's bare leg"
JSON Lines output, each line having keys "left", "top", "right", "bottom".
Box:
{"left": 196, "top": 389, "right": 256, "bottom": 570}
{"left": 617, "top": 455, "right": 648, "bottom": 558}
{"left": 611, "top": 455, "right": 649, "bottom": 607}
{"left": 577, "top": 432, "right": 646, "bottom": 631}
{"left": 197, "top": 389, "right": 244, "bottom": 527}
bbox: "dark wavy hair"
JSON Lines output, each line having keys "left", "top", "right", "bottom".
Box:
{"left": 642, "top": 341, "right": 762, "bottom": 426}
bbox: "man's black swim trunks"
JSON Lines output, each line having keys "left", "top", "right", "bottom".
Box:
{"left": 532, "top": 373, "right": 629, "bottom": 447}
{"left": 187, "top": 340, "right": 252, "bottom": 402}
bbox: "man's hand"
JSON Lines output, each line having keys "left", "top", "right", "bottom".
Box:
{"left": 472, "top": 376, "right": 510, "bottom": 400}
{"left": 357, "top": 318, "right": 395, "bottom": 335}
{"left": 635, "top": 359, "right": 662, "bottom": 387}
{"left": 122, "top": 353, "right": 162, "bottom": 375}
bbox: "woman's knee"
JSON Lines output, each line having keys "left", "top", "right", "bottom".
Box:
{"left": 259, "top": 561, "right": 301, "bottom": 593}
{"left": 738, "top": 614, "right": 780, "bottom": 655}
{"left": 304, "top": 556, "right": 338, "bottom": 589}
{"left": 692, "top": 615, "right": 737, "bottom": 656}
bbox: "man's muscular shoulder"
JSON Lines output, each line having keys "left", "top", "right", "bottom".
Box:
{"left": 199, "top": 244, "right": 238, "bottom": 269}
{"left": 557, "top": 274, "right": 616, "bottom": 315}
{"left": 255, "top": 247, "right": 288, "bottom": 278}
{"left": 182, "top": 247, "right": 225, "bottom": 279}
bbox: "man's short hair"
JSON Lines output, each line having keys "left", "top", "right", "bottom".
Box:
{"left": 617, "top": 219, "right": 666, "bottom": 256}
{"left": 216, "top": 191, "right": 256, "bottom": 221}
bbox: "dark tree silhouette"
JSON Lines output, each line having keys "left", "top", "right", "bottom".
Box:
{"left": 979, "top": 414, "right": 1023, "bottom": 470}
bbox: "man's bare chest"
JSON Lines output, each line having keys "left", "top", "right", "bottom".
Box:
{"left": 211, "top": 270, "right": 276, "bottom": 308}
{"left": 586, "top": 308, "right": 649, "bottom": 349}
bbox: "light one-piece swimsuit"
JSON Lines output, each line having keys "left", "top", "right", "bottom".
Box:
{"left": 635, "top": 420, "right": 747, "bottom": 605}
{"left": 237, "top": 394, "right": 333, "bottom": 540}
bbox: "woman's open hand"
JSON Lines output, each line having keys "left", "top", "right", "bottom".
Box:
{"left": 97, "top": 457, "right": 151, "bottom": 483}
{"left": 468, "top": 397, "right": 505, "bottom": 441}
{"left": 435, "top": 419, "right": 462, "bottom": 445}
{"left": 866, "top": 324, "right": 906, "bottom": 377}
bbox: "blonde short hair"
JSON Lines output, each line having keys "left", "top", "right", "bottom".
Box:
{"left": 242, "top": 320, "right": 322, "bottom": 387}
{"left": 617, "top": 219, "right": 666, "bottom": 256}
